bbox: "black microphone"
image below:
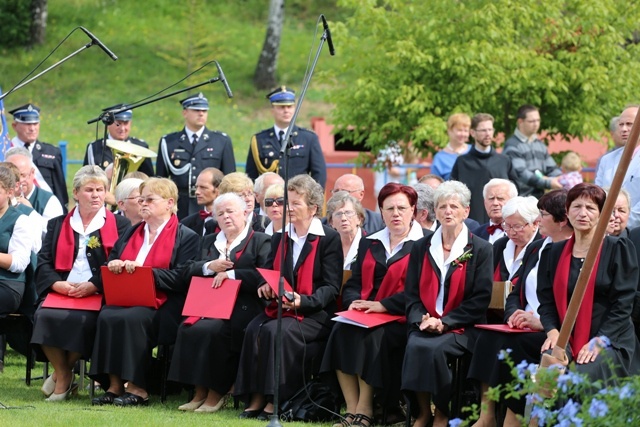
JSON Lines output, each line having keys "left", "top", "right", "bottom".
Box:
{"left": 80, "top": 27, "right": 118, "bottom": 61}
{"left": 321, "top": 15, "right": 335, "bottom": 56}
{"left": 215, "top": 61, "right": 233, "bottom": 99}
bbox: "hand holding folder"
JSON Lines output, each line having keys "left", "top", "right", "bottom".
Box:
{"left": 182, "top": 277, "right": 242, "bottom": 320}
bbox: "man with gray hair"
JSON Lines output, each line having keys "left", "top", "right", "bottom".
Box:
{"left": 331, "top": 173, "right": 384, "bottom": 234}
{"left": 472, "top": 178, "right": 518, "bottom": 243}
{"left": 413, "top": 183, "right": 437, "bottom": 231}
{"left": 5, "top": 147, "right": 63, "bottom": 227}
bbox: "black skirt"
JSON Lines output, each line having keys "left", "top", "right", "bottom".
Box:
{"left": 402, "top": 328, "right": 478, "bottom": 415}
{"left": 168, "top": 317, "right": 245, "bottom": 395}
{"left": 320, "top": 321, "right": 406, "bottom": 390}
{"left": 89, "top": 296, "right": 183, "bottom": 389}
{"left": 31, "top": 307, "right": 99, "bottom": 359}
{"left": 234, "top": 312, "right": 331, "bottom": 403}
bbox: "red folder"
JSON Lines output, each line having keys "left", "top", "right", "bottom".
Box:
{"left": 42, "top": 292, "right": 103, "bottom": 311}
{"left": 475, "top": 324, "right": 536, "bottom": 333}
{"left": 182, "top": 277, "right": 241, "bottom": 320}
{"left": 101, "top": 266, "right": 164, "bottom": 308}
{"left": 332, "top": 310, "right": 404, "bottom": 329}
{"left": 257, "top": 268, "right": 293, "bottom": 296}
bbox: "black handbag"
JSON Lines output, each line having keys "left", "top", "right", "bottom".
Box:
{"left": 279, "top": 380, "right": 340, "bottom": 422}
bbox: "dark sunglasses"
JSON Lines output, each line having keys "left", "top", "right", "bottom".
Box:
{"left": 264, "top": 197, "right": 285, "bottom": 207}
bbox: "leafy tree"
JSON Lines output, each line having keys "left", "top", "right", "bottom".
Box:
{"left": 328, "top": 0, "right": 640, "bottom": 159}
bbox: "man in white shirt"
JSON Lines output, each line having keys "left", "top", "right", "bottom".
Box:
{"left": 5, "top": 147, "right": 63, "bottom": 229}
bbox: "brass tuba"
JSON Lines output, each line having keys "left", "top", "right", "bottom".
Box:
{"left": 106, "top": 139, "right": 157, "bottom": 196}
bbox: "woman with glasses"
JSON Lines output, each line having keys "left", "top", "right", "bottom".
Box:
{"left": 492, "top": 196, "right": 541, "bottom": 284}
{"left": 235, "top": 174, "right": 342, "bottom": 420}
{"left": 321, "top": 183, "right": 429, "bottom": 427}
{"left": 168, "top": 193, "right": 271, "bottom": 412}
{"left": 218, "top": 172, "right": 268, "bottom": 233}
{"left": 31, "top": 166, "right": 130, "bottom": 401}
{"left": 402, "top": 181, "right": 493, "bottom": 427}
{"left": 326, "top": 191, "right": 366, "bottom": 270}
{"left": 263, "top": 184, "right": 284, "bottom": 236}
{"left": 89, "top": 178, "right": 200, "bottom": 406}
{"left": 468, "top": 190, "right": 573, "bottom": 427}
{"left": 538, "top": 183, "right": 639, "bottom": 384}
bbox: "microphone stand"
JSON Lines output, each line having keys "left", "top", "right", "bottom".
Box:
{"left": 87, "top": 75, "right": 224, "bottom": 168}
{"left": 269, "top": 20, "right": 332, "bottom": 427}
{"left": 0, "top": 41, "right": 103, "bottom": 101}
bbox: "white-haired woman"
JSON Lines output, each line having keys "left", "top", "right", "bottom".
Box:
{"left": 492, "top": 196, "right": 540, "bottom": 283}
{"left": 326, "top": 191, "right": 366, "bottom": 270}
{"left": 402, "top": 181, "right": 493, "bottom": 427}
{"left": 263, "top": 184, "right": 284, "bottom": 236}
{"left": 168, "top": 193, "right": 271, "bottom": 412}
{"left": 114, "top": 178, "right": 144, "bottom": 225}
{"left": 606, "top": 188, "right": 631, "bottom": 238}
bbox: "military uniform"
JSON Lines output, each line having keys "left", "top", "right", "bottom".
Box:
{"left": 246, "top": 125, "right": 327, "bottom": 187}
{"left": 157, "top": 128, "right": 235, "bottom": 218}
{"left": 245, "top": 86, "right": 327, "bottom": 187}
{"left": 83, "top": 136, "right": 155, "bottom": 177}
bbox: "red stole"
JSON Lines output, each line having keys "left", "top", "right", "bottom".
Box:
{"left": 265, "top": 233, "right": 320, "bottom": 320}
{"left": 55, "top": 208, "right": 118, "bottom": 272}
{"left": 118, "top": 214, "right": 180, "bottom": 307}
{"left": 419, "top": 247, "right": 469, "bottom": 333}
{"left": 360, "top": 245, "right": 410, "bottom": 323}
{"left": 553, "top": 235, "right": 601, "bottom": 358}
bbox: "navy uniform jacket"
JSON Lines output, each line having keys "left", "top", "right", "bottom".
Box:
{"left": 83, "top": 137, "right": 155, "bottom": 177}
{"left": 31, "top": 140, "right": 68, "bottom": 211}
{"left": 246, "top": 125, "right": 327, "bottom": 187}
{"left": 156, "top": 127, "right": 236, "bottom": 219}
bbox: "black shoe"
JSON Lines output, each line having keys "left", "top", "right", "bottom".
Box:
{"left": 256, "top": 410, "right": 274, "bottom": 421}
{"left": 92, "top": 391, "right": 120, "bottom": 406}
{"left": 238, "top": 409, "right": 262, "bottom": 419}
{"left": 113, "top": 392, "right": 149, "bottom": 407}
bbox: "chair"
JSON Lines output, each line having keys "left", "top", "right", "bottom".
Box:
{"left": 0, "top": 260, "right": 38, "bottom": 385}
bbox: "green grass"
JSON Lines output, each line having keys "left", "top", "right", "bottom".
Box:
{"left": 0, "top": 349, "right": 335, "bottom": 426}
{"left": 0, "top": 0, "right": 345, "bottom": 184}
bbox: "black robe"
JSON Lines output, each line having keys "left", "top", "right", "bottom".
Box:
{"left": 167, "top": 230, "right": 271, "bottom": 393}
{"left": 234, "top": 224, "right": 343, "bottom": 403}
{"left": 402, "top": 232, "right": 493, "bottom": 415}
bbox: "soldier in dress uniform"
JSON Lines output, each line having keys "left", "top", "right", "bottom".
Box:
{"left": 83, "top": 105, "right": 154, "bottom": 177}
{"left": 9, "top": 104, "right": 69, "bottom": 211}
{"left": 156, "top": 92, "right": 236, "bottom": 219}
{"left": 245, "top": 86, "right": 327, "bottom": 187}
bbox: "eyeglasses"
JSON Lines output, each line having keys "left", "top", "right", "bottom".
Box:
{"left": 383, "top": 205, "right": 411, "bottom": 214}
{"left": 264, "top": 197, "right": 285, "bottom": 207}
{"left": 124, "top": 195, "right": 140, "bottom": 201}
{"left": 332, "top": 210, "right": 357, "bottom": 219}
{"left": 138, "top": 196, "right": 163, "bottom": 205}
{"left": 331, "top": 188, "right": 363, "bottom": 195}
{"left": 502, "top": 222, "right": 529, "bottom": 232}
{"left": 474, "top": 128, "right": 494, "bottom": 133}
{"left": 237, "top": 191, "right": 254, "bottom": 199}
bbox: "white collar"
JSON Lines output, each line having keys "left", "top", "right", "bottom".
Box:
{"left": 185, "top": 127, "right": 204, "bottom": 142}
{"left": 430, "top": 223, "right": 469, "bottom": 266}
{"left": 287, "top": 217, "right": 325, "bottom": 238}
{"left": 344, "top": 227, "right": 363, "bottom": 269}
{"left": 70, "top": 206, "right": 107, "bottom": 236}
{"left": 215, "top": 218, "right": 251, "bottom": 256}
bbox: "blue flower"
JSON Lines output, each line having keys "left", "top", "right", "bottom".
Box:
{"left": 557, "top": 371, "right": 584, "bottom": 393}
{"left": 530, "top": 406, "right": 551, "bottom": 426}
{"left": 557, "top": 399, "right": 582, "bottom": 426}
{"left": 526, "top": 393, "right": 542, "bottom": 405}
{"left": 516, "top": 359, "right": 529, "bottom": 380}
{"left": 619, "top": 384, "right": 634, "bottom": 399}
{"left": 449, "top": 418, "right": 463, "bottom": 427}
{"left": 588, "top": 398, "right": 608, "bottom": 418}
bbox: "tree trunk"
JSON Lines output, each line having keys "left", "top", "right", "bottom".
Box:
{"left": 253, "top": 0, "right": 284, "bottom": 90}
{"left": 30, "top": 0, "right": 47, "bottom": 46}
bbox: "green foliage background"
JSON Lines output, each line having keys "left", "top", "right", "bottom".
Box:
{"left": 328, "top": 0, "right": 640, "bottom": 156}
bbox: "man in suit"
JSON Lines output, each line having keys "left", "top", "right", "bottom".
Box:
{"left": 156, "top": 93, "right": 236, "bottom": 219}
{"left": 83, "top": 105, "right": 154, "bottom": 177}
{"left": 245, "top": 86, "right": 326, "bottom": 187}
{"left": 471, "top": 178, "right": 518, "bottom": 244}
{"left": 9, "top": 103, "right": 68, "bottom": 211}
{"left": 180, "top": 167, "right": 224, "bottom": 236}
{"left": 5, "top": 147, "right": 63, "bottom": 230}
{"left": 330, "top": 174, "right": 383, "bottom": 234}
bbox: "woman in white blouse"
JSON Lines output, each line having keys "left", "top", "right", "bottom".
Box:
{"left": 326, "top": 192, "right": 365, "bottom": 270}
